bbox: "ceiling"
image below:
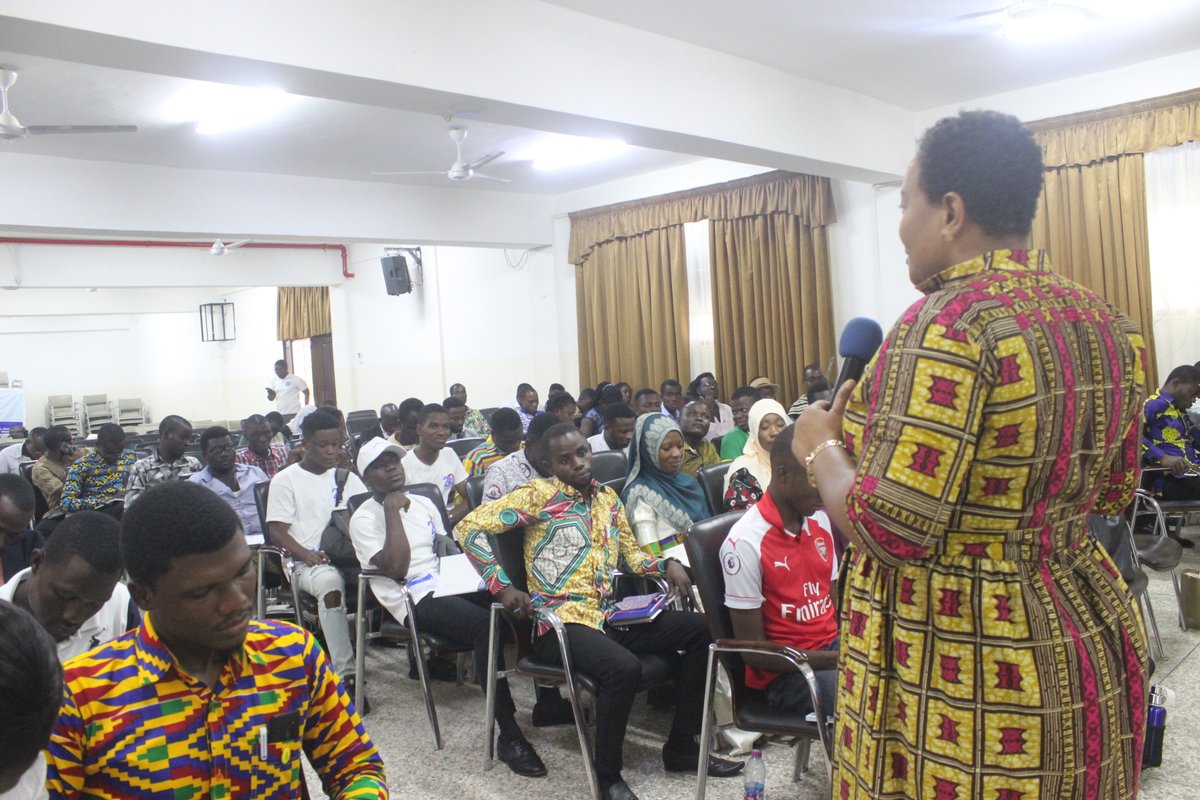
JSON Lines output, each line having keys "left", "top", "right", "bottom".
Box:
{"left": 0, "top": 2, "right": 1197, "bottom": 195}
{"left": 541, "top": 0, "right": 1200, "bottom": 110}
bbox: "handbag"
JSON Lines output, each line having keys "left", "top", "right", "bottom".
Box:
{"left": 318, "top": 468, "right": 359, "bottom": 570}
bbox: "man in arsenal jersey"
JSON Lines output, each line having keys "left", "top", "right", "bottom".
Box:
{"left": 719, "top": 423, "right": 839, "bottom": 716}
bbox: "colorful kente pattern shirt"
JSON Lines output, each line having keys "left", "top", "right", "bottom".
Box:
{"left": 46, "top": 616, "right": 386, "bottom": 799}
{"left": 1141, "top": 388, "right": 1200, "bottom": 492}
{"left": 836, "top": 250, "right": 1147, "bottom": 800}
{"left": 60, "top": 449, "right": 137, "bottom": 513}
{"left": 463, "top": 436, "right": 513, "bottom": 477}
{"left": 456, "top": 477, "right": 667, "bottom": 635}
{"left": 464, "top": 407, "right": 491, "bottom": 437}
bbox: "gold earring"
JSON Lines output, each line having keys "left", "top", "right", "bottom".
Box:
{"left": 942, "top": 231, "right": 954, "bottom": 243}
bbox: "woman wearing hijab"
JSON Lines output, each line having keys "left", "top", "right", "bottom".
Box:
{"left": 622, "top": 413, "right": 710, "bottom": 564}
{"left": 722, "top": 399, "right": 788, "bottom": 511}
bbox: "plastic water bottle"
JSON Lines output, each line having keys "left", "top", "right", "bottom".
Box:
{"left": 1143, "top": 685, "right": 1166, "bottom": 767}
{"left": 743, "top": 749, "right": 765, "bottom": 799}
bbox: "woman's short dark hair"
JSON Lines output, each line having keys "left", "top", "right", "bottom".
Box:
{"left": 916, "top": 109, "right": 1044, "bottom": 238}
{"left": 0, "top": 600, "right": 63, "bottom": 780}
{"left": 122, "top": 482, "right": 241, "bottom": 587}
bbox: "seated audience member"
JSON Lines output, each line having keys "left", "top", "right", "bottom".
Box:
{"left": 576, "top": 387, "right": 598, "bottom": 417}
{"left": 1142, "top": 366, "right": 1200, "bottom": 545}
{"left": 266, "top": 410, "right": 368, "bottom": 695}
{"left": 264, "top": 410, "right": 294, "bottom": 448}
{"left": 32, "top": 425, "right": 79, "bottom": 529}
{"left": 622, "top": 414, "right": 710, "bottom": 563}
{"left": 0, "top": 427, "right": 46, "bottom": 475}
{"left": 291, "top": 406, "right": 358, "bottom": 473}
{"left": 60, "top": 424, "right": 135, "bottom": 516}
{"left": 2, "top": 511, "right": 138, "bottom": 662}
{"left": 483, "top": 412, "right": 558, "bottom": 501}
{"left": 46, "top": 482, "right": 387, "bottom": 797}
{"left": 401, "top": 404, "right": 469, "bottom": 525}
{"left": 450, "top": 383, "right": 491, "bottom": 437}
{"left": 387, "top": 397, "right": 425, "bottom": 451}
{"left": 443, "top": 396, "right": 480, "bottom": 441}
{"left": 236, "top": 414, "right": 291, "bottom": 478}
{"left": 125, "top": 415, "right": 201, "bottom": 506}
{"left": 0, "top": 600, "right": 62, "bottom": 799}
{"left": 679, "top": 400, "right": 720, "bottom": 477}
{"left": 458, "top": 424, "right": 742, "bottom": 800}
{"left": 615, "top": 382, "right": 633, "bottom": 406}
{"left": 748, "top": 376, "right": 779, "bottom": 401}
{"left": 545, "top": 391, "right": 579, "bottom": 426}
{"left": 692, "top": 374, "right": 734, "bottom": 441}
{"left": 580, "top": 385, "right": 623, "bottom": 438}
{"left": 787, "top": 364, "right": 828, "bottom": 419}
{"left": 660, "top": 378, "right": 685, "bottom": 422}
{"left": 805, "top": 380, "right": 832, "bottom": 408}
{"left": 190, "top": 426, "right": 270, "bottom": 545}
{"left": 547, "top": 382, "right": 567, "bottom": 404}
{"left": 464, "top": 408, "right": 524, "bottom": 476}
{"left": 720, "top": 387, "right": 760, "bottom": 461}
{"left": 724, "top": 400, "right": 789, "bottom": 511}
{"left": 633, "top": 387, "right": 662, "bottom": 417}
{"left": 350, "top": 440, "right": 547, "bottom": 777}
{"left": 0, "top": 474, "right": 43, "bottom": 584}
{"left": 354, "top": 403, "right": 401, "bottom": 451}
{"left": 588, "top": 402, "right": 636, "bottom": 456}
{"left": 516, "top": 384, "right": 541, "bottom": 436}
{"left": 720, "top": 424, "right": 838, "bottom": 717}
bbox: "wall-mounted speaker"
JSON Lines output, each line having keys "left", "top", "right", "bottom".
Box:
{"left": 381, "top": 255, "right": 412, "bottom": 295}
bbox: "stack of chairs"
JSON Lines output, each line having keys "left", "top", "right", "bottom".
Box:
{"left": 116, "top": 398, "right": 149, "bottom": 427}
{"left": 81, "top": 394, "right": 115, "bottom": 434}
{"left": 46, "top": 394, "right": 82, "bottom": 436}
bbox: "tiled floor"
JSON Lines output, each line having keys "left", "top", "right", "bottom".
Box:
{"left": 305, "top": 549, "right": 1200, "bottom": 799}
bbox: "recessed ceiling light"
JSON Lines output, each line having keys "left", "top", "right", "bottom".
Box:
{"left": 162, "top": 82, "right": 299, "bottom": 135}
{"left": 517, "top": 134, "right": 631, "bottom": 171}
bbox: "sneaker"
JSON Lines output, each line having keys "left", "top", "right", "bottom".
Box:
{"left": 496, "top": 730, "right": 548, "bottom": 778}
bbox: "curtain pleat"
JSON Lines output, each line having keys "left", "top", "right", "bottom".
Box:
{"left": 576, "top": 226, "right": 691, "bottom": 390}
{"left": 709, "top": 213, "right": 836, "bottom": 408}
{"left": 277, "top": 286, "right": 332, "bottom": 341}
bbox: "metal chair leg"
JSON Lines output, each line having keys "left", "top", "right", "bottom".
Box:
{"left": 484, "top": 603, "right": 501, "bottom": 771}
{"left": 1171, "top": 570, "right": 1185, "bottom": 630}
{"left": 547, "top": 614, "right": 601, "bottom": 800}
{"left": 694, "top": 645, "right": 721, "bottom": 800}
{"left": 405, "top": 592, "right": 442, "bottom": 750}
{"left": 792, "top": 737, "right": 812, "bottom": 781}
{"left": 1139, "top": 592, "right": 1165, "bottom": 661}
{"left": 354, "top": 577, "right": 368, "bottom": 713}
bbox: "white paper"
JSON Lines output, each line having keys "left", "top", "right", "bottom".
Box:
{"left": 433, "top": 553, "right": 486, "bottom": 597}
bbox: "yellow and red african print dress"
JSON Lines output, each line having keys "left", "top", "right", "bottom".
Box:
{"left": 836, "top": 250, "right": 1148, "bottom": 800}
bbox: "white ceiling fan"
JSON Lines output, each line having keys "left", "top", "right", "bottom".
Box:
{"left": 945, "top": 0, "right": 1104, "bottom": 26}
{"left": 0, "top": 67, "right": 138, "bottom": 142}
{"left": 374, "top": 126, "right": 509, "bottom": 183}
{"left": 210, "top": 239, "right": 252, "bottom": 255}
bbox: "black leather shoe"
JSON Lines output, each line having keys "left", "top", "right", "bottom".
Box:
{"left": 532, "top": 696, "right": 576, "bottom": 727}
{"left": 599, "top": 778, "right": 640, "bottom": 800}
{"left": 1170, "top": 534, "right": 1196, "bottom": 549}
{"left": 496, "top": 731, "right": 547, "bottom": 778}
{"left": 663, "top": 746, "right": 744, "bottom": 777}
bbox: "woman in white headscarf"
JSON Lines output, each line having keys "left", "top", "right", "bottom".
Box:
{"left": 722, "top": 398, "right": 789, "bottom": 511}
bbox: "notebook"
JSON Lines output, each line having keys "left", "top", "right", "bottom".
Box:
{"left": 606, "top": 593, "right": 669, "bottom": 626}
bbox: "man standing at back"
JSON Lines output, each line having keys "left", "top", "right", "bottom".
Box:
{"left": 60, "top": 424, "right": 135, "bottom": 516}
{"left": 266, "top": 358, "right": 309, "bottom": 419}
{"left": 266, "top": 410, "right": 367, "bottom": 695}
{"left": 125, "top": 415, "right": 201, "bottom": 506}
{"left": 2, "top": 511, "right": 138, "bottom": 662}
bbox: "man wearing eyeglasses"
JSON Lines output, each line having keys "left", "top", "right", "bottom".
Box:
{"left": 188, "top": 426, "right": 269, "bottom": 545}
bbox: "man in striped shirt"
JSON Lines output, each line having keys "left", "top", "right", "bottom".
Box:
{"left": 45, "top": 481, "right": 387, "bottom": 799}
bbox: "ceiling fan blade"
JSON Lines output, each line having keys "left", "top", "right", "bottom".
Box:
{"left": 465, "top": 151, "right": 504, "bottom": 170}
{"left": 471, "top": 172, "right": 511, "bottom": 184}
{"left": 225, "top": 239, "right": 253, "bottom": 250}
{"left": 372, "top": 170, "right": 450, "bottom": 176}
{"left": 25, "top": 124, "right": 138, "bottom": 135}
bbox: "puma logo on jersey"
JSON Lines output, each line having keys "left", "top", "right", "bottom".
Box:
{"left": 773, "top": 556, "right": 791, "bottom": 571}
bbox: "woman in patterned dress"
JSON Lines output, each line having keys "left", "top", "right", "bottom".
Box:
{"left": 793, "top": 110, "right": 1148, "bottom": 799}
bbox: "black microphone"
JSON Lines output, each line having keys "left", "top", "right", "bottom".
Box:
{"left": 831, "top": 317, "right": 884, "bottom": 398}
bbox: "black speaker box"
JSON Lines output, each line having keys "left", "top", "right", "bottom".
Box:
{"left": 381, "top": 255, "right": 412, "bottom": 295}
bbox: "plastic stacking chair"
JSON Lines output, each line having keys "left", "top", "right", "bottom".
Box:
{"left": 696, "top": 463, "right": 731, "bottom": 516}
{"left": 684, "top": 511, "right": 833, "bottom": 799}
{"left": 590, "top": 450, "right": 627, "bottom": 494}
{"left": 449, "top": 437, "right": 485, "bottom": 460}
{"left": 464, "top": 474, "right": 487, "bottom": 509}
{"left": 1089, "top": 514, "right": 1162, "bottom": 659}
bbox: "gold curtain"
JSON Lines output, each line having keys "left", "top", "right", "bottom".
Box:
{"left": 277, "top": 286, "right": 332, "bottom": 341}
{"left": 570, "top": 170, "right": 837, "bottom": 392}
{"left": 1027, "top": 89, "right": 1200, "bottom": 385}
{"left": 575, "top": 226, "right": 690, "bottom": 390}
{"left": 710, "top": 212, "right": 835, "bottom": 407}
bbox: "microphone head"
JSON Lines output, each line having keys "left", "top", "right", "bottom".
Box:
{"left": 838, "top": 317, "right": 884, "bottom": 361}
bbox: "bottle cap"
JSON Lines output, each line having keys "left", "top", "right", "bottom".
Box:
{"left": 750, "top": 749, "right": 762, "bottom": 758}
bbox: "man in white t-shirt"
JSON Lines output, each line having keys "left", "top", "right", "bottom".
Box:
{"left": 586, "top": 402, "right": 636, "bottom": 457}
{"left": 265, "top": 409, "right": 366, "bottom": 690}
{"left": 720, "top": 424, "right": 839, "bottom": 718}
{"left": 266, "top": 359, "right": 309, "bottom": 417}
{"left": 401, "top": 404, "right": 468, "bottom": 527}
{"left": 349, "top": 438, "right": 547, "bottom": 778}
{"left": 1, "top": 511, "right": 138, "bottom": 664}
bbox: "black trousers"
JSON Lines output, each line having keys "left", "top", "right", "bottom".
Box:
{"left": 413, "top": 591, "right": 516, "bottom": 723}
{"left": 531, "top": 610, "right": 710, "bottom": 780}
{"left": 1160, "top": 476, "right": 1200, "bottom": 501}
